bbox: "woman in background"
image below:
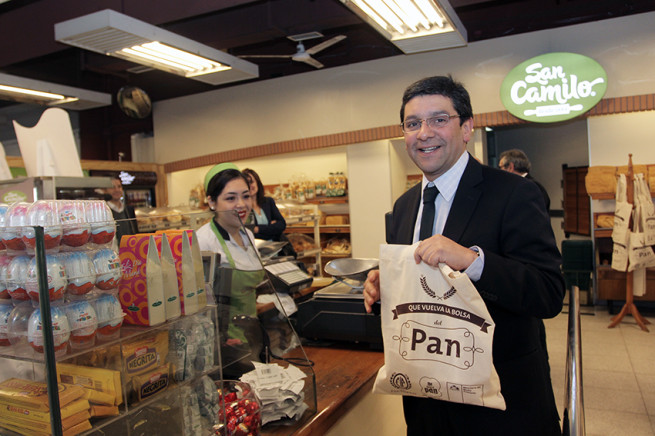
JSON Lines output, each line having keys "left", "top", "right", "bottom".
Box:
{"left": 242, "top": 168, "right": 287, "bottom": 241}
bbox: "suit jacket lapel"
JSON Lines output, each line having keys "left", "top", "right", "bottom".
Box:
{"left": 400, "top": 183, "right": 422, "bottom": 244}
{"left": 442, "top": 156, "right": 483, "bottom": 242}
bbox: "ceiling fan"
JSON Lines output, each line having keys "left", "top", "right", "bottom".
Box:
{"left": 239, "top": 33, "right": 347, "bottom": 69}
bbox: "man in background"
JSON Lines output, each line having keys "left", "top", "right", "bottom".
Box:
{"left": 104, "top": 175, "right": 138, "bottom": 245}
{"left": 499, "top": 148, "right": 550, "bottom": 212}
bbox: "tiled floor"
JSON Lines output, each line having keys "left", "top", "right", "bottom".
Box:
{"left": 546, "top": 304, "right": 655, "bottom": 436}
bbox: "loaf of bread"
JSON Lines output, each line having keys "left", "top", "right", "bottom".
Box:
{"left": 585, "top": 166, "right": 616, "bottom": 196}
{"left": 596, "top": 214, "right": 615, "bottom": 228}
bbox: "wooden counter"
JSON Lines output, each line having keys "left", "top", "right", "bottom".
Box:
{"left": 261, "top": 345, "right": 384, "bottom": 436}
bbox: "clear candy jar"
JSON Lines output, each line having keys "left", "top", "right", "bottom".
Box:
{"left": 214, "top": 380, "right": 261, "bottom": 436}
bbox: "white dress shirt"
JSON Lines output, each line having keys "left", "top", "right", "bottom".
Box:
{"left": 411, "top": 152, "right": 484, "bottom": 280}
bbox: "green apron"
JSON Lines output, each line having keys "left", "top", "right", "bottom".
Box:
{"left": 210, "top": 220, "right": 265, "bottom": 343}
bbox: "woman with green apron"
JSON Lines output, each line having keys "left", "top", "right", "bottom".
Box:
{"left": 196, "top": 163, "right": 266, "bottom": 350}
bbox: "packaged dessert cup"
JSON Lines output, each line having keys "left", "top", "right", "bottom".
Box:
{"left": 2, "top": 202, "right": 30, "bottom": 254}
{"left": 64, "top": 300, "right": 98, "bottom": 350}
{"left": 92, "top": 293, "right": 124, "bottom": 342}
{"left": 0, "top": 203, "right": 9, "bottom": 251}
{"left": 22, "top": 200, "right": 63, "bottom": 252}
{"left": 7, "top": 255, "right": 31, "bottom": 303}
{"left": 92, "top": 248, "right": 122, "bottom": 291}
{"left": 6, "top": 302, "right": 34, "bottom": 347}
{"left": 27, "top": 306, "right": 70, "bottom": 357}
{"left": 0, "top": 300, "right": 13, "bottom": 346}
{"left": 59, "top": 200, "right": 91, "bottom": 248}
{"left": 25, "top": 254, "right": 67, "bottom": 304}
{"left": 0, "top": 255, "right": 11, "bottom": 299}
{"left": 85, "top": 201, "right": 116, "bottom": 246}
{"left": 62, "top": 251, "right": 96, "bottom": 296}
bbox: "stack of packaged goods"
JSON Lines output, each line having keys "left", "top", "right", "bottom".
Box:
{"left": 58, "top": 361, "right": 122, "bottom": 417}
{"left": 0, "top": 200, "right": 125, "bottom": 360}
{"left": 0, "top": 378, "right": 91, "bottom": 435}
{"left": 117, "top": 229, "right": 208, "bottom": 326}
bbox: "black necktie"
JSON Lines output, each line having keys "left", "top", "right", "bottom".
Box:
{"left": 419, "top": 185, "right": 439, "bottom": 240}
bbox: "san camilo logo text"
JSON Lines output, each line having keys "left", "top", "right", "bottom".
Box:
{"left": 500, "top": 52, "right": 607, "bottom": 123}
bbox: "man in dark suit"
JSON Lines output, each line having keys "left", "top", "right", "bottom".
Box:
{"left": 499, "top": 148, "right": 551, "bottom": 212}
{"left": 363, "top": 76, "right": 564, "bottom": 435}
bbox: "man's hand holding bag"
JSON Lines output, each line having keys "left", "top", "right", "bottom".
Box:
{"left": 372, "top": 243, "right": 506, "bottom": 411}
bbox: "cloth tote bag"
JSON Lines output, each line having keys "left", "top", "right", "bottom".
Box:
{"left": 628, "top": 174, "right": 655, "bottom": 272}
{"left": 373, "top": 243, "right": 506, "bottom": 411}
{"left": 635, "top": 173, "right": 655, "bottom": 246}
{"left": 611, "top": 174, "right": 632, "bottom": 272}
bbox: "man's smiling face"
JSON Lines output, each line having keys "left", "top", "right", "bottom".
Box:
{"left": 403, "top": 94, "right": 473, "bottom": 181}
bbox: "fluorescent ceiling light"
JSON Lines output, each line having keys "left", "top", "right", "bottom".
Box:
{"left": 341, "top": 0, "right": 467, "bottom": 53}
{"left": 54, "top": 9, "right": 258, "bottom": 86}
{"left": 0, "top": 73, "right": 111, "bottom": 110}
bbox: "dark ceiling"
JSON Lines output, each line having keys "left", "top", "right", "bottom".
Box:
{"left": 2, "top": 0, "right": 655, "bottom": 106}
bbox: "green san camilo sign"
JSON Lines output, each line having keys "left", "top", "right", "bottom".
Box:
{"left": 500, "top": 52, "right": 607, "bottom": 123}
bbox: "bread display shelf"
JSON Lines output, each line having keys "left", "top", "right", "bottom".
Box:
{"left": 286, "top": 225, "right": 350, "bottom": 234}
{"left": 585, "top": 164, "right": 655, "bottom": 199}
{"left": 137, "top": 219, "right": 191, "bottom": 232}
{"left": 321, "top": 253, "right": 351, "bottom": 258}
{"left": 135, "top": 208, "right": 212, "bottom": 232}
{"left": 594, "top": 228, "right": 613, "bottom": 238}
{"left": 286, "top": 215, "right": 319, "bottom": 226}
{"left": 306, "top": 196, "right": 348, "bottom": 205}
{"left": 296, "top": 248, "right": 321, "bottom": 258}
{"left": 279, "top": 199, "right": 351, "bottom": 276}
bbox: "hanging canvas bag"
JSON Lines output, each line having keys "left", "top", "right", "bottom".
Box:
{"left": 635, "top": 173, "right": 655, "bottom": 246}
{"left": 629, "top": 178, "right": 647, "bottom": 296}
{"left": 628, "top": 175, "right": 655, "bottom": 272}
{"left": 372, "top": 243, "right": 506, "bottom": 411}
{"left": 611, "top": 174, "right": 632, "bottom": 272}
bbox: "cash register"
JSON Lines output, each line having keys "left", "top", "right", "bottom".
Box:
{"left": 295, "top": 258, "right": 382, "bottom": 346}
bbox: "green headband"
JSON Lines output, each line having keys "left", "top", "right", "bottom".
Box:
{"left": 204, "top": 162, "right": 239, "bottom": 192}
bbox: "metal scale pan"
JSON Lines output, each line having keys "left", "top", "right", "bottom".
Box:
{"left": 316, "top": 258, "right": 379, "bottom": 298}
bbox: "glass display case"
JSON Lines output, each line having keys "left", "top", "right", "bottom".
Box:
{"left": 0, "top": 208, "right": 316, "bottom": 436}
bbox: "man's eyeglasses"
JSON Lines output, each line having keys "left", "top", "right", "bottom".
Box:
{"left": 401, "top": 114, "right": 460, "bottom": 133}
